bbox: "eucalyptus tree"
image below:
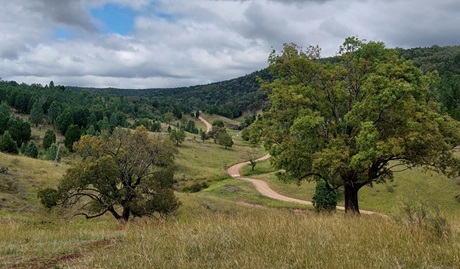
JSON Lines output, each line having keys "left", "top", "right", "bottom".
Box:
{"left": 254, "top": 37, "right": 460, "bottom": 214}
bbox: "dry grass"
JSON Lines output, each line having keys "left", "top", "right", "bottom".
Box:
{"left": 72, "top": 210, "right": 460, "bottom": 269}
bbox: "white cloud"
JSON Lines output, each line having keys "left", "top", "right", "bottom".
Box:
{"left": 1, "top": 0, "right": 460, "bottom": 88}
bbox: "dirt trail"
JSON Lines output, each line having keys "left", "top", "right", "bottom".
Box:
{"left": 227, "top": 155, "right": 379, "bottom": 215}
{"left": 198, "top": 116, "right": 212, "bottom": 133}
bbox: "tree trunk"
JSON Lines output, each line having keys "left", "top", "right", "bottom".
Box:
{"left": 122, "top": 207, "right": 130, "bottom": 221}
{"left": 344, "top": 183, "right": 361, "bottom": 214}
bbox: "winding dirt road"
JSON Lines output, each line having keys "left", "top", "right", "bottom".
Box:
{"left": 227, "top": 158, "right": 380, "bottom": 215}
{"left": 199, "top": 115, "right": 378, "bottom": 215}
{"left": 226, "top": 154, "right": 313, "bottom": 205}
{"left": 199, "top": 116, "right": 212, "bottom": 133}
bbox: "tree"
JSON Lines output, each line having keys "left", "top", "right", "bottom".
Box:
{"left": 43, "top": 129, "right": 56, "bottom": 149}
{"left": 24, "top": 140, "right": 39, "bottom": 158}
{"left": 212, "top": 120, "right": 225, "bottom": 128}
{"left": 164, "top": 112, "right": 175, "bottom": 125}
{"left": 246, "top": 149, "right": 260, "bottom": 171}
{"left": 254, "top": 38, "right": 460, "bottom": 214}
{"left": 169, "top": 128, "right": 186, "bottom": 146}
{"left": 200, "top": 130, "right": 206, "bottom": 142}
{"left": 39, "top": 127, "right": 180, "bottom": 222}
{"left": 312, "top": 179, "right": 337, "bottom": 213}
{"left": 46, "top": 143, "right": 60, "bottom": 161}
{"left": 29, "top": 101, "right": 44, "bottom": 126}
{"left": 0, "top": 108, "right": 10, "bottom": 134}
{"left": 47, "top": 101, "right": 61, "bottom": 124}
{"left": 217, "top": 132, "right": 233, "bottom": 149}
{"left": 7, "top": 117, "right": 31, "bottom": 147}
{"left": 208, "top": 125, "right": 226, "bottom": 143}
{"left": 0, "top": 131, "right": 18, "bottom": 154}
{"left": 56, "top": 109, "right": 74, "bottom": 134}
{"left": 64, "top": 124, "right": 81, "bottom": 151}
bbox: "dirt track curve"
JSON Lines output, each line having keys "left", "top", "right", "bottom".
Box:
{"left": 199, "top": 115, "right": 378, "bottom": 215}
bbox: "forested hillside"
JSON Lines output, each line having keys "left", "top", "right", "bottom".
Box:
{"left": 399, "top": 45, "right": 460, "bottom": 119}
{"left": 69, "top": 69, "right": 270, "bottom": 119}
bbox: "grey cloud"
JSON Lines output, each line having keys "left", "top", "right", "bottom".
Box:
{"left": 319, "top": 17, "right": 352, "bottom": 39}
{"left": 29, "top": 0, "right": 97, "bottom": 32}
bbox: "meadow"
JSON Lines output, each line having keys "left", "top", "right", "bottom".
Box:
{"left": 1, "top": 116, "right": 460, "bottom": 268}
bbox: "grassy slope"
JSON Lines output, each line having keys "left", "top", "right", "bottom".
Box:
{"left": 242, "top": 159, "right": 460, "bottom": 216}
{"left": 2, "top": 117, "right": 460, "bottom": 268}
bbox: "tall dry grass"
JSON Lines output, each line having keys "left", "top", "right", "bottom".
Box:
{"left": 77, "top": 210, "right": 460, "bottom": 269}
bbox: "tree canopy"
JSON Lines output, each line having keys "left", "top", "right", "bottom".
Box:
{"left": 253, "top": 37, "right": 460, "bottom": 214}
{"left": 40, "top": 127, "right": 180, "bottom": 222}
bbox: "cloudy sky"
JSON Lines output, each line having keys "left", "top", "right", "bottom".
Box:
{"left": 1, "top": 0, "right": 460, "bottom": 89}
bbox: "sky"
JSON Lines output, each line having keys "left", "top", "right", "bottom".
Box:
{"left": 1, "top": 0, "right": 460, "bottom": 89}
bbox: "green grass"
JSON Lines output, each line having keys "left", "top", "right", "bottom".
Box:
{"left": 240, "top": 158, "right": 460, "bottom": 216}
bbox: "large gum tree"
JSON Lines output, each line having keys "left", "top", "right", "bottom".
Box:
{"left": 255, "top": 37, "right": 460, "bottom": 214}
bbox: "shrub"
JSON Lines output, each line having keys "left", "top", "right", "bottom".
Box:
{"left": 37, "top": 188, "right": 60, "bottom": 209}
{"left": 312, "top": 179, "right": 337, "bottom": 213}
{"left": 392, "top": 197, "right": 451, "bottom": 239}
{"left": 24, "top": 141, "right": 39, "bottom": 158}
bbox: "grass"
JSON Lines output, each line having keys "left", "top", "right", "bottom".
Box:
{"left": 2, "top": 150, "right": 460, "bottom": 268}
{"left": 173, "top": 133, "right": 254, "bottom": 188}
{"left": 15, "top": 210, "right": 457, "bottom": 269}
{"left": 241, "top": 158, "right": 460, "bottom": 216}
{"left": 0, "top": 152, "right": 69, "bottom": 216}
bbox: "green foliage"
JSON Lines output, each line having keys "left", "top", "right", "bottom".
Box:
{"left": 217, "top": 132, "right": 233, "bottom": 149}
{"left": 169, "top": 128, "right": 186, "bottom": 146}
{"left": 208, "top": 126, "right": 226, "bottom": 143}
{"left": 312, "top": 179, "right": 337, "bottom": 213}
{"left": 42, "top": 129, "right": 56, "bottom": 149}
{"left": 47, "top": 101, "right": 61, "bottom": 124}
{"left": 24, "top": 141, "right": 39, "bottom": 158}
{"left": 56, "top": 109, "right": 74, "bottom": 134}
{"left": 0, "top": 131, "right": 18, "bottom": 154}
{"left": 46, "top": 143, "right": 60, "bottom": 161}
{"left": 200, "top": 131, "right": 206, "bottom": 142}
{"left": 64, "top": 124, "right": 81, "bottom": 151}
{"left": 44, "top": 127, "right": 180, "bottom": 221}
{"left": 182, "top": 182, "right": 209, "bottom": 193}
{"left": 0, "top": 108, "right": 9, "bottom": 134}
{"left": 150, "top": 121, "right": 161, "bottom": 132}
{"left": 29, "top": 101, "right": 44, "bottom": 126}
{"left": 184, "top": 120, "right": 198, "bottom": 134}
{"left": 212, "top": 119, "right": 224, "bottom": 128}
{"left": 254, "top": 38, "right": 460, "bottom": 214}
{"left": 7, "top": 117, "right": 31, "bottom": 147}
{"left": 37, "top": 188, "right": 60, "bottom": 209}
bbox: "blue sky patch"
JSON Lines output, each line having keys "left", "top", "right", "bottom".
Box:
{"left": 91, "top": 4, "right": 137, "bottom": 35}
{"left": 54, "top": 27, "right": 72, "bottom": 39}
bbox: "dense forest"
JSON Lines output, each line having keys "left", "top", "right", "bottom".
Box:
{"left": 69, "top": 69, "right": 270, "bottom": 119}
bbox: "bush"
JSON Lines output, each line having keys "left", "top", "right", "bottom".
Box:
{"left": 37, "top": 188, "right": 60, "bottom": 209}
{"left": 184, "top": 182, "right": 209, "bottom": 193}
{"left": 392, "top": 197, "right": 451, "bottom": 239}
{"left": 24, "top": 141, "right": 39, "bottom": 158}
{"left": 312, "top": 179, "right": 337, "bottom": 213}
